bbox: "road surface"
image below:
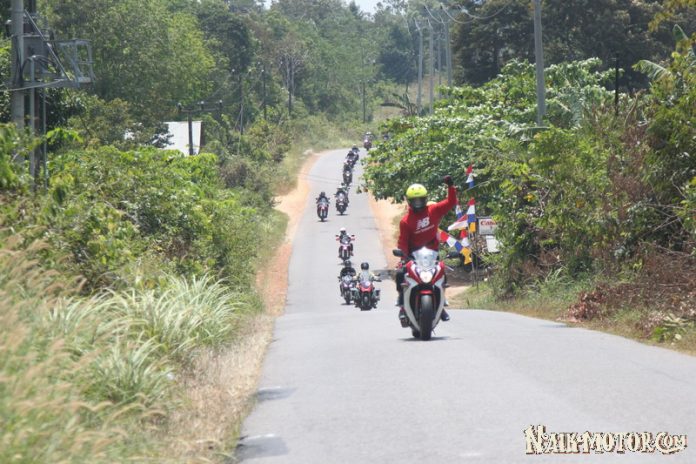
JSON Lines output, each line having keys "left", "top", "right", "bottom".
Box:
{"left": 236, "top": 148, "right": 696, "bottom": 463}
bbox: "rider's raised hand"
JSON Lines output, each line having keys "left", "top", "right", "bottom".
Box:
{"left": 443, "top": 175, "right": 454, "bottom": 186}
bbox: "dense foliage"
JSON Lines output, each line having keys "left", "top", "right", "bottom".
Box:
{"left": 452, "top": 0, "right": 695, "bottom": 88}
{"left": 364, "top": 45, "right": 694, "bottom": 298}
{"left": 1, "top": 133, "right": 276, "bottom": 290}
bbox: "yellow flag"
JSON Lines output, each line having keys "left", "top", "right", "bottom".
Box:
{"left": 461, "top": 247, "right": 472, "bottom": 265}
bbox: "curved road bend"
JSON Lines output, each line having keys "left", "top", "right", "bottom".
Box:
{"left": 236, "top": 148, "right": 696, "bottom": 463}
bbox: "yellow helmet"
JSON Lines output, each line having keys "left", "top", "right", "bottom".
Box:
{"left": 405, "top": 183, "right": 427, "bottom": 200}
{"left": 405, "top": 183, "right": 428, "bottom": 212}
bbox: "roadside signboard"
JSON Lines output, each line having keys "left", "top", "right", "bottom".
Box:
{"left": 478, "top": 216, "right": 497, "bottom": 236}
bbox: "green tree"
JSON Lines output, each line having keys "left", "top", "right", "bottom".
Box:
{"left": 46, "top": 0, "right": 215, "bottom": 122}
{"left": 452, "top": 0, "right": 533, "bottom": 85}
{"left": 377, "top": 22, "right": 418, "bottom": 86}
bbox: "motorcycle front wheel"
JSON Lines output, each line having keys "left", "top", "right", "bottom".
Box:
{"left": 418, "top": 294, "right": 434, "bottom": 341}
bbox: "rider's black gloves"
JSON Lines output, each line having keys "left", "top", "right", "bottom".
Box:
{"left": 443, "top": 175, "right": 453, "bottom": 186}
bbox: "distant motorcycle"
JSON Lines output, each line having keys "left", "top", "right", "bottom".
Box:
{"left": 335, "top": 192, "right": 348, "bottom": 215}
{"left": 346, "top": 151, "right": 359, "bottom": 169}
{"left": 317, "top": 198, "right": 329, "bottom": 221}
{"left": 363, "top": 138, "right": 372, "bottom": 150}
{"left": 336, "top": 234, "right": 355, "bottom": 263}
{"left": 339, "top": 275, "right": 355, "bottom": 305}
{"left": 393, "top": 247, "right": 446, "bottom": 340}
{"left": 342, "top": 168, "right": 353, "bottom": 185}
{"left": 353, "top": 272, "right": 381, "bottom": 311}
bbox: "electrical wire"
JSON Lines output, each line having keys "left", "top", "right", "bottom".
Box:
{"left": 437, "top": 1, "right": 509, "bottom": 25}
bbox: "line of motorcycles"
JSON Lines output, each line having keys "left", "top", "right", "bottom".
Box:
{"left": 323, "top": 146, "right": 381, "bottom": 311}
{"left": 337, "top": 255, "right": 381, "bottom": 312}
{"left": 316, "top": 147, "right": 359, "bottom": 222}
{"left": 317, "top": 145, "right": 450, "bottom": 340}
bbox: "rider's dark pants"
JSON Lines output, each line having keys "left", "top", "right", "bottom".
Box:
{"left": 395, "top": 267, "right": 406, "bottom": 304}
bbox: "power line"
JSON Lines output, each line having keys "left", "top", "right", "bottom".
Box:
{"left": 436, "top": 2, "right": 509, "bottom": 25}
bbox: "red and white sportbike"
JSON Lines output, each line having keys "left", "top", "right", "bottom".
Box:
{"left": 393, "top": 247, "right": 446, "bottom": 340}
{"left": 336, "top": 234, "right": 355, "bottom": 263}
{"left": 317, "top": 199, "right": 329, "bottom": 221}
{"left": 353, "top": 272, "right": 381, "bottom": 311}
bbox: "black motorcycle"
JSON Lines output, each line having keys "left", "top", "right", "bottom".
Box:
{"left": 339, "top": 275, "right": 355, "bottom": 304}
{"left": 335, "top": 192, "right": 348, "bottom": 215}
{"left": 342, "top": 168, "right": 352, "bottom": 185}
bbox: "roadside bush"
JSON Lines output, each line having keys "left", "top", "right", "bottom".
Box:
{"left": 0, "top": 146, "right": 268, "bottom": 289}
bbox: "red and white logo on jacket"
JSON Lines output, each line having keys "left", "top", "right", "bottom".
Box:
{"left": 415, "top": 217, "right": 431, "bottom": 231}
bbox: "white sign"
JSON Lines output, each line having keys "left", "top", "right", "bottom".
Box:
{"left": 478, "top": 216, "right": 497, "bottom": 236}
{"left": 485, "top": 235, "right": 500, "bottom": 253}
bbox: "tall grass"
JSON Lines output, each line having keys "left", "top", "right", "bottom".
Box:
{"left": 0, "top": 237, "right": 249, "bottom": 462}
{"left": 454, "top": 268, "right": 595, "bottom": 320}
{"left": 0, "top": 241, "right": 128, "bottom": 463}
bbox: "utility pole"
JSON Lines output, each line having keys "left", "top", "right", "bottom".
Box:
{"left": 177, "top": 100, "right": 222, "bottom": 156}
{"left": 614, "top": 55, "right": 619, "bottom": 116}
{"left": 261, "top": 66, "right": 267, "bottom": 121}
{"left": 10, "top": 0, "right": 25, "bottom": 133}
{"left": 533, "top": 0, "right": 546, "bottom": 125}
{"left": 437, "top": 25, "right": 442, "bottom": 96}
{"left": 428, "top": 19, "right": 434, "bottom": 115}
{"left": 7, "top": 0, "right": 94, "bottom": 185}
{"left": 361, "top": 80, "right": 366, "bottom": 123}
{"left": 238, "top": 72, "right": 244, "bottom": 135}
{"left": 443, "top": 12, "right": 452, "bottom": 86}
{"left": 415, "top": 19, "right": 423, "bottom": 115}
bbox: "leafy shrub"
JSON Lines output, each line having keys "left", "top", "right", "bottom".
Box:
{"left": 366, "top": 52, "right": 694, "bottom": 299}
{"left": 1, "top": 146, "right": 268, "bottom": 289}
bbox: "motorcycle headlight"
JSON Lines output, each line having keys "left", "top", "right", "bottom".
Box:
{"left": 419, "top": 270, "right": 434, "bottom": 284}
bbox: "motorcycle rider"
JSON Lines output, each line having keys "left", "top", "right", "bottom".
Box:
{"left": 353, "top": 262, "right": 381, "bottom": 306}
{"left": 395, "top": 175, "right": 457, "bottom": 326}
{"left": 355, "top": 262, "right": 381, "bottom": 285}
{"left": 338, "top": 260, "right": 357, "bottom": 302}
{"left": 337, "top": 227, "right": 354, "bottom": 256}
{"left": 316, "top": 191, "right": 330, "bottom": 205}
{"left": 335, "top": 186, "right": 349, "bottom": 205}
{"left": 339, "top": 259, "right": 357, "bottom": 279}
{"left": 363, "top": 132, "right": 373, "bottom": 149}
{"left": 346, "top": 146, "right": 359, "bottom": 166}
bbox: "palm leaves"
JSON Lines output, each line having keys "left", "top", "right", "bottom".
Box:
{"left": 634, "top": 25, "right": 695, "bottom": 82}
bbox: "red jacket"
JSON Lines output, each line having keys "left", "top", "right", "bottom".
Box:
{"left": 398, "top": 185, "right": 457, "bottom": 256}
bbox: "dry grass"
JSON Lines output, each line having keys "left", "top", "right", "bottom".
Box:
{"left": 158, "top": 150, "right": 322, "bottom": 461}
{"left": 162, "top": 314, "right": 275, "bottom": 462}
{"left": 450, "top": 260, "right": 696, "bottom": 357}
{"left": 0, "top": 238, "right": 147, "bottom": 463}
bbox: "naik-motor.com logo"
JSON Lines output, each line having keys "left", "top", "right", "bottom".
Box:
{"left": 524, "top": 425, "right": 687, "bottom": 455}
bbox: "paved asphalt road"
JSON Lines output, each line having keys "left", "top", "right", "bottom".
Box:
{"left": 236, "top": 148, "right": 696, "bottom": 463}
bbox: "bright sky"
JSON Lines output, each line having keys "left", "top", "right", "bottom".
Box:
{"left": 264, "top": 0, "right": 382, "bottom": 15}
{"left": 351, "top": 0, "right": 381, "bottom": 14}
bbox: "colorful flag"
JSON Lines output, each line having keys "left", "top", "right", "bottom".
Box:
{"left": 438, "top": 229, "right": 458, "bottom": 248}
{"left": 447, "top": 216, "right": 468, "bottom": 231}
{"left": 460, "top": 246, "right": 472, "bottom": 265}
{"left": 459, "top": 228, "right": 470, "bottom": 248}
{"left": 466, "top": 164, "right": 475, "bottom": 189}
{"left": 439, "top": 228, "right": 472, "bottom": 264}
{"left": 466, "top": 198, "right": 476, "bottom": 222}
